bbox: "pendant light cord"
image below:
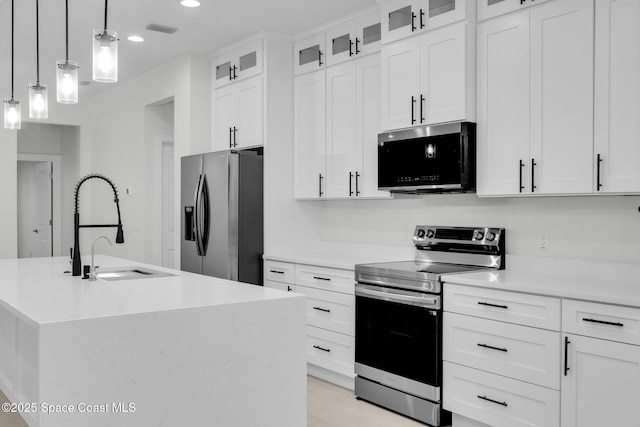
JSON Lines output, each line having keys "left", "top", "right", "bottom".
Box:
{"left": 11, "top": 0, "right": 14, "bottom": 99}
{"left": 65, "top": 0, "right": 69, "bottom": 61}
{"left": 104, "top": 0, "right": 108, "bottom": 31}
{"left": 36, "top": 0, "right": 40, "bottom": 84}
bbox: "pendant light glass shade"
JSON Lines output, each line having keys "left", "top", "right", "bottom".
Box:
{"left": 3, "top": 99, "right": 21, "bottom": 130}
{"left": 28, "top": 83, "right": 48, "bottom": 119}
{"left": 92, "top": 29, "right": 118, "bottom": 82}
{"left": 56, "top": 60, "right": 79, "bottom": 103}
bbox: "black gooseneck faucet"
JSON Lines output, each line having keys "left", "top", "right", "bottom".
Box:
{"left": 72, "top": 174, "right": 124, "bottom": 276}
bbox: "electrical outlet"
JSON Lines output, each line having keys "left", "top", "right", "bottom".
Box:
{"left": 538, "top": 231, "right": 550, "bottom": 250}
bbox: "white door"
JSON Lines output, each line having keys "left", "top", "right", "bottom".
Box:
{"left": 476, "top": 10, "right": 531, "bottom": 196}
{"left": 161, "top": 142, "right": 175, "bottom": 268}
{"left": 594, "top": 0, "right": 640, "bottom": 193}
{"left": 529, "top": 0, "right": 594, "bottom": 194}
{"left": 381, "top": 0, "right": 419, "bottom": 43}
{"left": 34, "top": 162, "right": 52, "bottom": 257}
{"left": 235, "top": 75, "right": 263, "bottom": 149}
{"left": 418, "top": 22, "right": 467, "bottom": 125}
{"left": 357, "top": 54, "right": 389, "bottom": 199}
{"left": 325, "top": 21, "right": 356, "bottom": 67}
{"left": 294, "top": 70, "right": 326, "bottom": 198}
{"left": 326, "top": 61, "right": 357, "bottom": 198}
{"left": 355, "top": 10, "right": 382, "bottom": 57}
{"left": 380, "top": 37, "right": 420, "bottom": 131}
{"left": 212, "top": 85, "right": 237, "bottom": 151}
{"left": 562, "top": 334, "right": 640, "bottom": 427}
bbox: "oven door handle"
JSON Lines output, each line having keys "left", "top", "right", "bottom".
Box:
{"left": 355, "top": 284, "right": 439, "bottom": 309}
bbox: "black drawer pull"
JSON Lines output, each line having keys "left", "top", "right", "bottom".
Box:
{"left": 564, "top": 336, "right": 570, "bottom": 376}
{"left": 269, "top": 270, "right": 285, "bottom": 274}
{"left": 478, "top": 301, "right": 509, "bottom": 309}
{"left": 582, "top": 318, "right": 624, "bottom": 327}
{"left": 313, "top": 345, "right": 330, "bottom": 353}
{"left": 287, "top": 286, "right": 292, "bottom": 292}
{"left": 313, "top": 306, "right": 331, "bottom": 313}
{"left": 477, "top": 395, "right": 507, "bottom": 407}
{"left": 477, "top": 343, "right": 508, "bottom": 353}
{"left": 313, "top": 276, "right": 331, "bottom": 281}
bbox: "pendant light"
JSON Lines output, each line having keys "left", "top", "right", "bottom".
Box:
{"left": 28, "top": 0, "right": 48, "bottom": 120}
{"left": 92, "top": 0, "right": 118, "bottom": 82}
{"left": 3, "top": 0, "right": 21, "bottom": 130}
{"left": 56, "top": 0, "right": 78, "bottom": 103}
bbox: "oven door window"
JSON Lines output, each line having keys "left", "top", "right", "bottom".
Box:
{"left": 355, "top": 294, "right": 441, "bottom": 386}
{"left": 378, "top": 134, "right": 462, "bottom": 188}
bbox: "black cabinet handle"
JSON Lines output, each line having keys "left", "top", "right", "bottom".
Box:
{"left": 233, "top": 65, "right": 238, "bottom": 80}
{"left": 582, "top": 318, "right": 624, "bottom": 327}
{"left": 520, "top": 0, "right": 526, "bottom": 4}
{"left": 313, "top": 306, "right": 331, "bottom": 313}
{"left": 319, "top": 174, "right": 323, "bottom": 197}
{"left": 531, "top": 158, "right": 537, "bottom": 192}
{"left": 355, "top": 37, "right": 361, "bottom": 54}
{"left": 411, "top": 12, "right": 416, "bottom": 31}
{"left": 411, "top": 96, "right": 416, "bottom": 124}
{"left": 229, "top": 127, "right": 233, "bottom": 148}
{"left": 287, "top": 286, "right": 292, "bottom": 292}
{"left": 349, "top": 39, "right": 354, "bottom": 57}
{"left": 478, "top": 301, "right": 508, "bottom": 309}
{"left": 313, "top": 345, "right": 330, "bottom": 353}
{"left": 318, "top": 50, "right": 323, "bottom": 66}
{"left": 597, "top": 154, "right": 603, "bottom": 191}
{"left": 519, "top": 160, "right": 525, "bottom": 193}
{"left": 477, "top": 395, "right": 507, "bottom": 407}
{"left": 229, "top": 66, "right": 233, "bottom": 81}
{"left": 355, "top": 172, "right": 361, "bottom": 196}
{"left": 477, "top": 343, "right": 508, "bottom": 353}
{"left": 313, "top": 276, "right": 331, "bottom": 281}
{"left": 233, "top": 126, "right": 238, "bottom": 147}
{"left": 269, "top": 269, "right": 284, "bottom": 275}
{"left": 349, "top": 172, "right": 354, "bottom": 196}
{"left": 420, "top": 94, "right": 425, "bottom": 123}
{"left": 420, "top": 9, "right": 425, "bottom": 29}
{"left": 564, "top": 336, "right": 570, "bottom": 376}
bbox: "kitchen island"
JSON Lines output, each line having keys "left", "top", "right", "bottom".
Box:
{"left": 0, "top": 255, "right": 306, "bottom": 427}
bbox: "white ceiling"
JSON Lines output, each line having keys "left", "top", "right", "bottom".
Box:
{"left": 0, "top": 0, "right": 376, "bottom": 102}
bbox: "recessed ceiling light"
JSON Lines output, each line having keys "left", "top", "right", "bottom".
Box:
{"left": 127, "top": 35, "right": 145, "bottom": 42}
{"left": 181, "top": 0, "right": 200, "bottom": 7}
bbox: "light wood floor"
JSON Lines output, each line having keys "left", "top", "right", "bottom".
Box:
{"left": 0, "top": 376, "right": 431, "bottom": 426}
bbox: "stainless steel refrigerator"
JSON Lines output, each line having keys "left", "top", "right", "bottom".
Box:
{"left": 181, "top": 149, "right": 263, "bottom": 285}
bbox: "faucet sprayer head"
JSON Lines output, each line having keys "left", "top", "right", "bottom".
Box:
{"left": 116, "top": 223, "right": 124, "bottom": 244}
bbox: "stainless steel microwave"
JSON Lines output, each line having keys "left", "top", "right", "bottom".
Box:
{"left": 378, "top": 122, "right": 476, "bottom": 194}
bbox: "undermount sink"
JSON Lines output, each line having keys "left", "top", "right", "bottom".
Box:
{"left": 95, "top": 266, "right": 175, "bottom": 281}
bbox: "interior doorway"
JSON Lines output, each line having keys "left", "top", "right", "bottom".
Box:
{"left": 17, "top": 154, "right": 61, "bottom": 258}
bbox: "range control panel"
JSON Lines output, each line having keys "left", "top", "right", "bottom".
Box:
{"left": 412, "top": 226, "right": 503, "bottom": 246}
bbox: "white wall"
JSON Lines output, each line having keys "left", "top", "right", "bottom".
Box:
{"left": 85, "top": 53, "right": 210, "bottom": 266}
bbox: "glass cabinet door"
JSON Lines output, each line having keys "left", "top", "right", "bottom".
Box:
{"left": 294, "top": 33, "right": 326, "bottom": 76}
{"left": 234, "top": 38, "right": 263, "bottom": 81}
{"left": 356, "top": 10, "right": 382, "bottom": 57}
{"left": 325, "top": 21, "right": 356, "bottom": 67}
{"left": 381, "top": 0, "right": 419, "bottom": 44}
{"left": 420, "top": 0, "right": 466, "bottom": 30}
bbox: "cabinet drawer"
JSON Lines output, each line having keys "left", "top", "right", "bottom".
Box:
{"left": 444, "top": 313, "right": 560, "bottom": 389}
{"left": 264, "top": 260, "right": 295, "bottom": 284}
{"left": 444, "top": 284, "right": 561, "bottom": 330}
{"left": 443, "top": 362, "right": 560, "bottom": 427}
{"left": 263, "top": 279, "right": 295, "bottom": 293}
{"left": 563, "top": 299, "right": 640, "bottom": 346}
{"left": 306, "top": 326, "right": 354, "bottom": 377}
{"left": 295, "top": 264, "right": 354, "bottom": 295}
{"left": 297, "top": 285, "right": 354, "bottom": 336}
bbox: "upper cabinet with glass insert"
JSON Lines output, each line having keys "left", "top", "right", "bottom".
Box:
{"left": 294, "top": 34, "right": 326, "bottom": 76}
{"left": 478, "top": 0, "right": 552, "bottom": 21}
{"left": 325, "top": 10, "right": 382, "bottom": 67}
{"left": 381, "top": 0, "right": 471, "bottom": 43}
{"left": 213, "top": 38, "right": 263, "bottom": 88}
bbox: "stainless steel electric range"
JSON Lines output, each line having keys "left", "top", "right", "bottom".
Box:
{"left": 354, "top": 225, "right": 506, "bottom": 426}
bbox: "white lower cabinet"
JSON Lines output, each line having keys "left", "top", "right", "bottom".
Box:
{"left": 306, "top": 325, "right": 355, "bottom": 378}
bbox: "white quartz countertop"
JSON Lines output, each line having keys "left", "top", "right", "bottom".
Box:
{"left": 0, "top": 255, "right": 300, "bottom": 326}
{"left": 443, "top": 269, "right": 640, "bottom": 308}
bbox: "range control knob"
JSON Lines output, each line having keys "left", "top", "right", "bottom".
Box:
{"left": 426, "top": 229, "right": 435, "bottom": 239}
{"left": 416, "top": 229, "right": 426, "bottom": 238}
{"left": 474, "top": 231, "right": 485, "bottom": 240}
{"left": 486, "top": 232, "right": 496, "bottom": 242}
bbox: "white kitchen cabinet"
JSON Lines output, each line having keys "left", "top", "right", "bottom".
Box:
{"left": 263, "top": 260, "right": 296, "bottom": 292}
{"left": 561, "top": 334, "right": 640, "bottom": 427}
{"left": 325, "top": 10, "right": 381, "bottom": 66}
{"left": 294, "top": 34, "right": 326, "bottom": 76}
{"left": 293, "top": 70, "right": 326, "bottom": 198}
{"left": 326, "top": 55, "right": 390, "bottom": 199}
{"left": 212, "top": 75, "right": 263, "bottom": 151}
{"left": 478, "top": 0, "right": 552, "bottom": 21}
{"left": 264, "top": 280, "right": 295, "bottom": 292}
{"left": 213, "top": 38, "right": 263, "bottom": 88}
{"left": 380, "top": 0, "right": 469, "bottom": 43}
{"left": 381, "top": 21, "right": 473, "bottom": 131}
{"left": 593, "top": 0, "right": 640, "bottom": 193}
{"left": 477, "top": 0, "right": 594, "bottom": 196}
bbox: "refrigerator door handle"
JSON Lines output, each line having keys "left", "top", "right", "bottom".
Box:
{"left": 199, "top": 174, "right": 211, "bottom": 256}
{"left": 194, "top": 174, "right": 204, "bottom": 256}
